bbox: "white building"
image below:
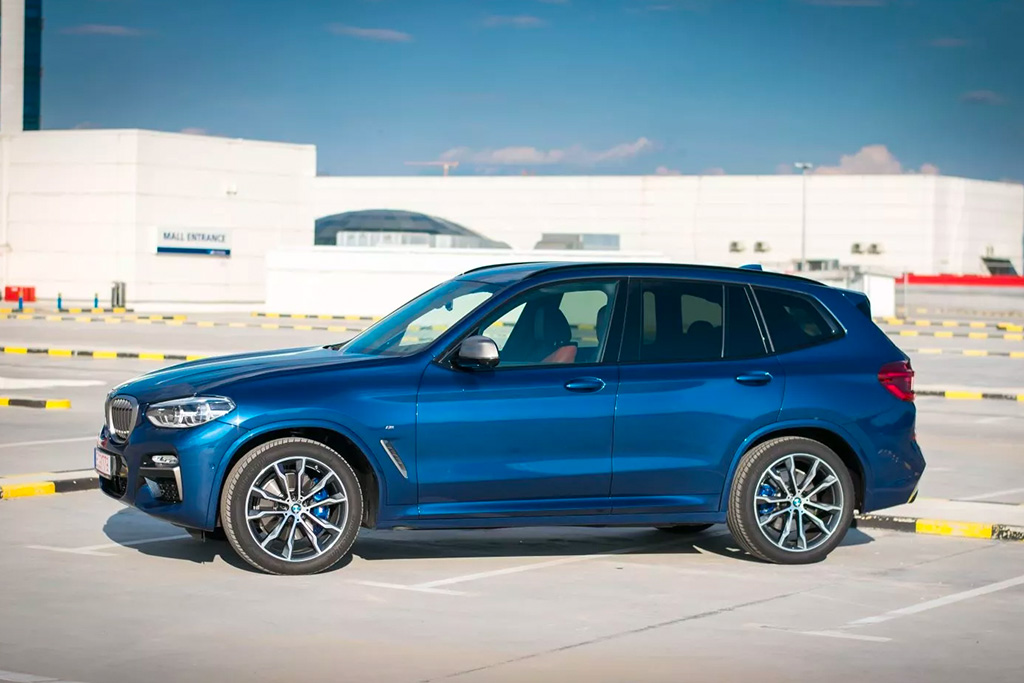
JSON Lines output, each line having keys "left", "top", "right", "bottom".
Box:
{"left": 0, "top": 128, "right": 1021, "bottom": 305}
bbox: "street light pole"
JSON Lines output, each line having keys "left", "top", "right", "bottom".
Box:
{"left": 794, "top": 162, "right": 813, "bottom": 271}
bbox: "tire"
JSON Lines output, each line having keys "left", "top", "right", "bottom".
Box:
{"left": 655, "top": 523, "right": 715, "bottom": 535}
{"left": 221, "top": 437, "right": 363, "bottom": 575}
{"left": 726, "top": 436, "right": 854, "bottom": 564}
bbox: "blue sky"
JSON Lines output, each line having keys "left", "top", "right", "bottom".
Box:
{"left": 43, "top": 0, "right": 1024, "bottom": 180}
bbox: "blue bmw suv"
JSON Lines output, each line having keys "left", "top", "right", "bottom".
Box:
{"left": 96, "top": 262, "right": 924, "bottom": 574}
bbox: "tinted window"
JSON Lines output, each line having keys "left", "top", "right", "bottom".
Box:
{"left": 725, "top": 286, "right": 767, "bottom": 358}
{"left": 754, "top": 287, "right": 840, "bottom": 353}
{"left": 343, "top": 280, "right": 498, "bottom": 357}
{"left": 476, "top": 280, "right": 618, "bottom": 366}
{"left": 636, "top": 280, "right": 724, "bottom": 362}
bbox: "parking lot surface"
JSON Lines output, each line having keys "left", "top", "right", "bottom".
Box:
{"left": 1, "top": 300, "right": 1023, "bottom": 682}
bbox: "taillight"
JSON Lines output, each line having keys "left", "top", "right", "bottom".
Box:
{"left": 878, "top": 360, "right": 915, "bottom": 401}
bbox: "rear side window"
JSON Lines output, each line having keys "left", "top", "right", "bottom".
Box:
{"left": 637, "top": 280, "right": 724, "bottom": 362}
{"left": 754, "top": 287, "right": 841, "bottom": 353}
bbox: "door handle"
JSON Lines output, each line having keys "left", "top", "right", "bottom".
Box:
{"left": 735, "top": 371, "right": 773, "bottom": 386}
{"left": 564, "top": 377, "right": 606, "bottom": 393}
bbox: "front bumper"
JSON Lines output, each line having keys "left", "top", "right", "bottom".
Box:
{"left": 97, "top": 418, "right": 247, "bottom": 531}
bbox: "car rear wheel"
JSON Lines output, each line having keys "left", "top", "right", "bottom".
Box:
{"left": 655, "top": 523, "right": 715, "bottom": 534}
{"left": 727, "top": 436, "right": 854, "bottom": 564}
{"left": 221, "top": 437, "right": 363, "bottom": 575}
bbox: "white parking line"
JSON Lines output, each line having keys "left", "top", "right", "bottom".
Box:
{"left": 0, "top": 669, "right": 87, "bottom": 683}
{"left": 350, "top": 580, "right": 472, "bottom": 596}
{"left": 0, "top": 436, "right": 96, "bottom": 450}
{"left": 27, "top": 533, "right": 190, "bottom": 557}
{"left": 849, "top": 573, "right": 1024, "bottom": 626}
{"left": 353, "top": 536, "right": 700, "bottom": 595}
{"left": 798, "top": 629, "right": 892, "bottom": 643}
{"left": 959, "top": 486, "right": 1024, "bottom": 502}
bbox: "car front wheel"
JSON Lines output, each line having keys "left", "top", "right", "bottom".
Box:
{"left": 727, "top": 436, "right": 854, "bottom": 564}
{"left": 221, "top": 437, "right": 363, "bottom": 575}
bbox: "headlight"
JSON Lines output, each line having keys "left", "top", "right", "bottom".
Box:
{"left": 146, "top": 396, "right": 235, "bottom": 429}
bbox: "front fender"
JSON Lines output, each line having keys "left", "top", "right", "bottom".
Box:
{"left": 717, "top": 418, "right": 873, "bottom": 513}
{"left": 203, "top": 414, "right": 392, "bottom": 530}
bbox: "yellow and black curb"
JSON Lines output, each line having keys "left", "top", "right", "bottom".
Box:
{"left": 877, "top": 318, "right": 1024, "bottom": 332}
{"left": 889, "top": 329, "right": 1024, "bottom": 341}
{"left": 855, "top": 514, "right": 1024, "bottom": 542}
{"left": 916, "top": 389, "right": 1024, "bottom": 402}
{"left": 905, "top": 348, "right": 1024, "bottom": 358}
{"left": 0, "top": 345, "right": 204, "bottom": 362}
{"left": 253, "top": 312, "right": 380, "bottom": 322}
{"left": 3, "top": 313, "right": 363, "bottom": 333}
{"left": 897, "top": 307, "right": 1024, "bottom": 319}
{"left": 57, "top": 307, "right": 133, "bottom": 314}
{"left": 0, "top": 473, "right": 98, "bottom": 499}
{"left": 0, "top": 397, "right": 71, "bottom": 409}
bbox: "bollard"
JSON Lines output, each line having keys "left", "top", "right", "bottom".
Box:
{"left": 93, "top": 293, "right": 99, "bottom": 309}
{"left": 57, "top": 293, "right": 62, "bottom": 311}
{"left": 17, "top": 295, "right": 23, "bottom": 312}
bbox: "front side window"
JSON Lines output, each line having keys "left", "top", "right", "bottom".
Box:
{"left": 475, "top": 279, "right": 619, "bottom": 366}
{"left": 342, "top": 280, "right": 498, "bottom": 357}
{"left": 753, "top": 287, "right": 841, "bottom": 353}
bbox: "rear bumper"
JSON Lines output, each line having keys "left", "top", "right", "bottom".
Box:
{"left": 861, "top": 436, "right": 925, "bottom": 513}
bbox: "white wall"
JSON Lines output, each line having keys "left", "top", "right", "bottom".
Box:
{"left": 0, "top": 129, "right": 315, "bottom": 302}
{"left": 266, "top": 246, "right": 664, "bottom": 317}
{"left": 310, "top": 175, "right": 1023, "bottom": 276}
{"left": 0, "top": 127, "right": 1020, "bottom": 307}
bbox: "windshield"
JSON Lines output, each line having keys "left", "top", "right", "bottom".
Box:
{"left": 339, "top": 279, "right": 499, "bottom": 357}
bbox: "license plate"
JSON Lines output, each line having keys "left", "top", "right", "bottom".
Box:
{"left": 95, "top": 449, "right": 113, "bottom": 479}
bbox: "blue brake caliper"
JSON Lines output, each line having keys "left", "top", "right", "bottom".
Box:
{"left": 310, "top": 478, "right": 330, "bottom": 532}
{"left": 757, "top": 483, "right": 777, "bottom": 516}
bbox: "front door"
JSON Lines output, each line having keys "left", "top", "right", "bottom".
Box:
{"left": 611, "top": 278, "right": 785, "bottom": 512}
{"left": 416, "top": 278, "right": 623, "bottom": 519}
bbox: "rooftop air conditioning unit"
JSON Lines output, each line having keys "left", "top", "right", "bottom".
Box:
{"left": 851, "top": 243, "right": 863, "bottom": 254}
{"left": 867, "top": 243, "right": 883, "bottom": 255}
{"left": 729, "top": 241, "right": 745, "bottom": 253}
{"left": 753, "top": 241, "right": 769, "bottom": 253}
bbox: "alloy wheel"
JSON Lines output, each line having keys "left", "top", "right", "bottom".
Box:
{"left": 752, "top": 453, "right": 845, "bottom": 553}
{"left": 244, "top": 456, "right": 349, "bottom": 563}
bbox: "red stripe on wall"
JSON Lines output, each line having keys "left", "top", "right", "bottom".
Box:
{"left": 896, "top": 274, "right": 1024, "bottom": 287}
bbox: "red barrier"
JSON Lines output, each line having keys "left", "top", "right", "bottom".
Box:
{"left": 896, "top": 274, "right": 1024, "bottom": 287}
{"left": 3, "top": 286, "right": 36, "bottom": 302}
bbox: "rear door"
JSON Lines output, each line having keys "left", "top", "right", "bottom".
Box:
{"left": 610, "top": 278, "right": 785, "bottom": 512}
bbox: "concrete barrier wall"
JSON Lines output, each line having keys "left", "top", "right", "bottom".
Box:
{"left": 265, "top": 247, "right": 665, "bottom": 316}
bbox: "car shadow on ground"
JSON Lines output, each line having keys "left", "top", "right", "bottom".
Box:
{"left": 103, "top": 507, "right": 875, "bottom": 573}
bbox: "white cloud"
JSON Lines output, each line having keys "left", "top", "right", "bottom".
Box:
{"left": 929, "top": 37, "right": 968, "bottom": 48}
{"left": 441, "top": 137, "right": 654, "bottom": 167}
{"left": 960, "top": 90, "right": 1005, "bottom": 106}
{"left": 775, "top": 163, "right": 795, "bottom": 175}
{"left": 798, "top": 0, "right": 886, "bottom": 6}
{"left": 60, "top": 24, "right": 144, "bottom": 36}
{"left": 482, "top": 15, "right": 548, "bottom": 28}
{"left": 812, "top": 144, "right": 939, "bottom": 175}
{"left": 327, "top": 24, "right": 412, "bottom": 42}
{"left": 655, "top": 166, "right": 682, "bottom": 175}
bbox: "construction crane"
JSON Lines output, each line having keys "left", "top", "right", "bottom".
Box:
{"left": 404, "top": 160, "right": 459, "bottom": 176}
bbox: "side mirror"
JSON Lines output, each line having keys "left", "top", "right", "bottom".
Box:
{"left": 455, "top": 335, "right": 500, "bottom": 370}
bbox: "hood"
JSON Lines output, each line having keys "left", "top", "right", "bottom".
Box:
{"left": 113, "top": 346, "right": 385, "bottom": 403}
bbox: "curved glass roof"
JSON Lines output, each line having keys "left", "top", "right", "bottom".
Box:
{"left": 314, "top": 209, "right": 508, "bottom": 247}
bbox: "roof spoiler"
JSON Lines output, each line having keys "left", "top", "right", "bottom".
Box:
{"left": 739, "top": 263, "right": 763, "bottom": 271}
